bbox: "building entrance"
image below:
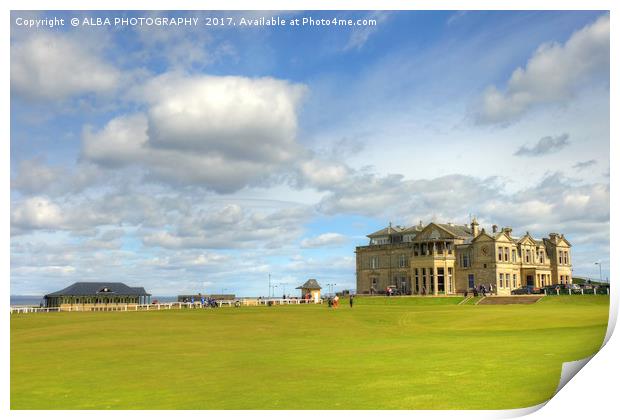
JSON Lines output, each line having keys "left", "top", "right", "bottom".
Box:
{"left": 526, "top": 275, "right": 534, "bottom": 286}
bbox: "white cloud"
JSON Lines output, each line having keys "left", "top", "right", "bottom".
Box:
{"left": 11, "top": 197, "right": 65, "bottom": 231}
{"left": 142, "top": 205, "right": 312, "bottom": 250}
{"left": 301, "top": 233, "right": 348, "bottom": 248}
{"left": 11, "top": 158, "right": 104, "bottom": 196}
{"left": 11, "top": 158, "right": 62, "bottom": 193}
{"left": 82, "top": 114, "right": 149, "bottom": 167}
{"left": 514, "top": 133, "right": 570, "bottom": 156}
{"left": 573, "top": 159, "right": 597, "bottom": 171}
{"left": 297, "top": 158, "right": 350, "bottom": 190}
{"left": 11, "top": 32, "right": 120, "bottom": 100}
{"left": 83, "top": 73, "right": 307, "bottom": 193}
{"left": 475, "top": 14, "right": 609, "bottom": 124}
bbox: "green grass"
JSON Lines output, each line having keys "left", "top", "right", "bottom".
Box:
{"left": 10, "top": 295, "right": 610, "bottom": 410}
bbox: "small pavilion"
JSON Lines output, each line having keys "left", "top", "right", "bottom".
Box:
{"left": 296, "top": 279, "right": 322, "bottom": 303}
{"left": 44, "top": 282, "right": 151, "bottom": 309}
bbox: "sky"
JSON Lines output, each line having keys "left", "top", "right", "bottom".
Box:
{"left": 10, "top": 10, "right": 610, "bottom": 296}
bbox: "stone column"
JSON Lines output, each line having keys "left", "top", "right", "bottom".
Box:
{"left": 433, "top": 267, "right": 438, "bottom": 295}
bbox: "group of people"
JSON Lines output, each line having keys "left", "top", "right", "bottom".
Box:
{"left": 327, "top": 294, "right": 354, "bottom": 308}
{"left": 464, "top": 284, "right": 495, "bottom": 297}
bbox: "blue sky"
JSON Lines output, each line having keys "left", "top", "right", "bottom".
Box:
{"left": 10, "top": 10, "right": 610, "bottom": 296}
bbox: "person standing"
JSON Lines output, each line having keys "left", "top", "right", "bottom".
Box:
{"left": 349, "top": 295, "right": 354, "bottom": 308}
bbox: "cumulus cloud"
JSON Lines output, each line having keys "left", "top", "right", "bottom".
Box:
{"left": 296, "top": 158, "right": 350, "bottom": 190}
{"left": 11, "top": 32, "right": 120, "bottom": 100}
{"left": 11, "top": 158, "right": 104, "bottom": 196}
{"left": 142, "top": 205, "right": 312, "bottom": 250}
{"left": 514, "top": 133, "right": 570, "bottom": 156}
{"left": 82, "top": 73, "right": 307, "bottom": 193}
{"left": 301, "top": 233, "right": 348, "bottom": 248}
{"left": 11, "top": 197, "right": 65, "bottom": 231}
{"left": 312, "top": 166, "right": 608, "bottom": 252}
{"left": 573, "top": 159, "right": 597, "bottom": 170}
{"left": 316, "top": 171, "right": 502, "bottom": 219}
{"left": 475, "top": 14, "right": 609, "bottom": 124}
{"left": 11, "top": 191, "right": 181, "bottom": 236}
{"left": 11, "top": 158, "right": 62, "bottom": 194}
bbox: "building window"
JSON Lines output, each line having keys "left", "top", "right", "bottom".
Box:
{"left": 499, "top": 273, "right": 504, "bottom": 288}
{"left": 437, "top": 268, "right": 445, "bottom": 292}
{"left": 399, "top": 254, "right": 406, "bottom": 268}
{"left": 512, "top": 249, "right": 517, "bottom": 262}
{"left": 468, "top": 274, "right": 475, "bottom": 289}
{"left": 497, "top": 247, "right": 503, "bottom": 261}
{"left": 429, "top": 268, "right": 434, "bottom": 290}
{"left": 414, "top": 244, "right": 419, "bottom": 256}
{"left": 462, "top": 255, "right": 470, "bottom": 268}
{"left": 370, "top": 256, "right": 379, "bottom": 269}
{"left": 448, "top": 267, "right": 453, "bottom": 293}
{"left": 525, "top": 250, "right": 531, "bottom": 263}
{"left": 513, "top": 274, "right": 517, "bottom": 288}
{"left": 447, "top": 242, "right": 453, "bottom": 254}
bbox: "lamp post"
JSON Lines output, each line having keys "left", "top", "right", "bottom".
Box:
{"left": 279, "top": 283, "right": 288, "bottom": 296}
{"left": 327, "top": 283, "right": 336, "bottom": 297}
{"left": 595, "top": 262, "right": 603, "bottom": 283}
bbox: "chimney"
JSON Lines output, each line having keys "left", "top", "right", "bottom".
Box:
{"left": 470, "top": 217, "right": 479, "bottom": 237}
{"left": 492, "top": 224, "right": 498, "bottom": 233}
{"left": 502, "top": 227, "right": 513, "bottom": 237}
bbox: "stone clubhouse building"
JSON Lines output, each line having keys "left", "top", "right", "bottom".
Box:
{"left": 355, "top": 218, "right": 573, "bottom": 296}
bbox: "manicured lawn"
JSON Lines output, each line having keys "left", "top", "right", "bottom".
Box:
{"left": 10, "top": 295, "right": 609, "bottom": 410}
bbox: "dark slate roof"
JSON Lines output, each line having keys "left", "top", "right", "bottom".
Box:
{"left": 367, "top": 225, "right": 405, "bottom": 237}
{"left": 296, "top": 279, "right": 322, "bottom": 290}
{"left": 45, "top": 282, "right": 151, "bottom": 297}
{"left": 401, "top": 225, "right": 423, "bottom": 234}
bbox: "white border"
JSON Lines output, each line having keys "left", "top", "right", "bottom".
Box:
{"left": 3, "top": 1, "right": 617, "bottom": 420}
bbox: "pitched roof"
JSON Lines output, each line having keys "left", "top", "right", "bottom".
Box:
{"left": 436, "top": 223, "right": 472, "bottom": 238}
{"left": 367, "top": 225, "right": 405, "bottom": 237}
{"left": 45, "top": 282, "right": 151, "bottom": 297}
{"left": 401, "top": 225, "right": 423, "bottom": 234}
{"left": 296, "top": 279, "right": 322, "bottom": 290}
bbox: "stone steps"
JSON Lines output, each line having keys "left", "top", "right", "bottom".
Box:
{"left": 477, "top": 296, "right": 543, "bottom": 305}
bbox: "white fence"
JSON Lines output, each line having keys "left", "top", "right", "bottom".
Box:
{"left": 10, "top": 298, "right": 323, "bottom": 314}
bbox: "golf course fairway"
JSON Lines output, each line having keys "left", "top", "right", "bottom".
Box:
{"left": 10, "top": 295, "right": 610, "bottom": 410}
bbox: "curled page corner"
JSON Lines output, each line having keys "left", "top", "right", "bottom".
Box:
{"left": 493, "top": 401, "right": 548, "bottom": 419}
{"left": 554, "top": 355, "right": 595, "bottom": 396}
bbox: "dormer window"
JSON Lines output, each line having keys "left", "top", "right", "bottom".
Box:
{"left": 99, "top": 287, "right": 112, "bottom": 293}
